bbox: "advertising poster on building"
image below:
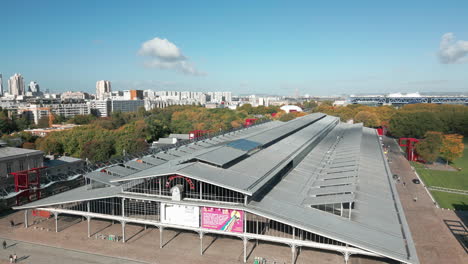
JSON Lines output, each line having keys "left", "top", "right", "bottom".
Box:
{"left": 161, "top": 203, "right": 200, "bottom": 228}
{"left": 201, "top": 207, "right": 244, "bottom": 233}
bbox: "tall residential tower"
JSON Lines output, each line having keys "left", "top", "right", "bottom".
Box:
{"left": 8, "top": 73, "right": 25, "bottom": 96}
{"left": 96, "top": 80, "right": 111, "bottom": 99}
{"left": 0, "top": 74, "right": 3, "bottom": 95}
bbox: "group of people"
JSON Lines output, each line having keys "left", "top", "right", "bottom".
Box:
{"left": 3, "top": 241, "right": 18, "bottom": 263}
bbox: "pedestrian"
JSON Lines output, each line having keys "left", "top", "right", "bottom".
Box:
{"left": 9, "top": 254, "right": 12, "bottom": 263}
{"left": 13, "top": 253, "right": 16, "bottom": 263}
{"left": 2, "top": 240, "right": 6, "bottom": 249}
{"left": 413, "top": 197, "right": 418, "bottom": 202}
{"left": 10, "top": 220, "right": 14, "bottom": 228}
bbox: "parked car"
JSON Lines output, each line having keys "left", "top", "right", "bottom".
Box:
{"left": 412, "top": 179, "right": 420, "bottom": 184}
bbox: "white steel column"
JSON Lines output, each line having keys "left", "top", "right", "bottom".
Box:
{"left": 121, "top": 221, "right": 126, "bottom": 243}
{"left": 291, "top": 244, "right": 296, "bottom": 264}
{"left": 24, "top": 210, "right": 28, "bottom": 228}
{"left": 344, "top": 251, "right": 350, "bottom": 264}
{"left": 158, "top": 180, "right": 162, "bottom": 196}
{"left": 87, "top": 217, "right": 91, "bottom": 237}
{"left": 159, "top": 227, "right": 164, "bottom": 248}
{"left": 199, "top": 182, "right": 203, "bottom": 200}
{"left": 199, "top": 232, "right": 203, "bottom": 255}
{"left": 122, "top": 198, "right": 125, "bottom": 217}
{"left": 54, "top": 212, "right": 58, "bottom": 232}
{"left": 243, "top": 237, "right": 247, "bottom": 263}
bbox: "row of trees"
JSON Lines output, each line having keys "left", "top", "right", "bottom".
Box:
{"left": 32, "top": 105, "right": 254, "bottom": 162}
{"left": 415, "top": 131, "right": 464, "bottom": 164}
{"left": 313, "top": 103, "right": 468, "bottom": 138}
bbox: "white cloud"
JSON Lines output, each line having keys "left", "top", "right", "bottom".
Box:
{"left": 438, "top": 33, "right": 468, "bottom": 64}
{"left": 138, "top": 37, "right": 205, "bottom": 75}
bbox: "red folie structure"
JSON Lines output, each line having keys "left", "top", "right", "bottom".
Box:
{"left": 11, "top": 167, "right": 46, "bottom": 205}
{"left": 398, "top": 138, "right": 422, "bottom": 162}
{"left": 244, "top": 118, "right": 258, "bottom": 127}
{"left": 189, "top": 130, "right": 210, "bottom": 139}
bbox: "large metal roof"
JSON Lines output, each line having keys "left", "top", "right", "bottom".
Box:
{"left": 14, "top": 114, "right": 418, "bottom": 264}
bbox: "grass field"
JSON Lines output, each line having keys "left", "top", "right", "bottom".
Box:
{"left": 411, "top": 138, "right": 468, "bottom": 210}
{"left": 431, "top": 191, "right": 468, "bottom": 211}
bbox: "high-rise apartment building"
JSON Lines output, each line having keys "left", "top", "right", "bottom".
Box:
{"left": 8, "top": 73, "right": 25, "bottom": 96}
{"left": 96, "top": 80, "right": 111, "bottom": 99}
{"left": 0, "top": 74, "right": 3, "bottom": 95}
{"left": 29, "top": 81, "right": 40, "bottom": 93}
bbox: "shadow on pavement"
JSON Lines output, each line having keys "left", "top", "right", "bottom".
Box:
{"left": 444, "top": 219, "right": 468, "bottom": 254}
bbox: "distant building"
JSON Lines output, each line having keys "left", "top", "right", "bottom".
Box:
{"left": 129, "top": 90, "right": 144, "bottom": 100}
{"left": 8, "top": 73, "right": 25, "bottom": 96}
{"left": 0, "top": 142, "right": 44, "bottom": 177}
{"left": 96, "top": 80, "right": 111, "bottom": 100}
{"left": 280, "top": 105, "right": 303, "bottom": 113}
{"left": 61, "top": 91, "right": 90, "bottom": 101}
{"left": 29, "top": 81, "right": 40, "bottom": 93}
{"left": 24, "top": 124, "right": 81, "bottom": 137}
{"left": 0, "top": 74, "right": 3, "bottom": 95}
{"left": 90, "top": 99, "right": 145, "bottom": 117}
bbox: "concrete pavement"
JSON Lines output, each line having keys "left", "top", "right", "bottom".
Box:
{"left": 385, "top": 136, "right": 468, "bottom": 264}
{"left": 0, "top": 238, "right": 145, "bottom": 264}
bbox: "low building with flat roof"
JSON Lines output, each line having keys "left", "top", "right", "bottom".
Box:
{"left": 0, "top": 143, "right": 43, "bottom": 178}
{"left": 15, "top": 114, "right": 419, "bottom": 264}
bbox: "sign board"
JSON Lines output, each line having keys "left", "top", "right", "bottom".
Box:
{"left": 201, "top": 207, "right": 244, "bottom": 233}
{"left": 32, "top": 210, "right": 51, "bottom": 218}
{"left": 161, "top": 203, "right": 199, "bottom": 227}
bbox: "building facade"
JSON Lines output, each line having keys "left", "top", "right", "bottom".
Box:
{"left": 0, "top": 144, "right": 43, "bottom": 178}
{"left": 15, "top": 114, "right": 418, "bottom": 264}
{"left": 8, "top": 73, "right": 25, "bottom": 96}
{"left": 96, "top": 80, "right": 111, "bottom": 100}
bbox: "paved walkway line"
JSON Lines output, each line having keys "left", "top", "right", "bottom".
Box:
{"left": 0, "top": 236, "right": 149, "bottom": 264}
{"left": 428, "top": 186, "right": 468, "bottom": 195}
{"left": 392, "top": 138, "right": 439, "bottom": 208}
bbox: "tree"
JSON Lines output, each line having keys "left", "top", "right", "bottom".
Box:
{"left": 36, "top": 137, "right": 63, "bottom": 155}
{"left": 354, "top": 111, "right": 380, "bottom": 127}
{"left": 440, "top": 134, "right": 464, "bottom": 165}
{"left": 22, "top": 142, "right": 36, "bottom": 149}
{"left": 81, "top": 139, "right": 115, "bottom": 162}
{"left": 68, "top": 114, "right": 96, "bottom": 125}
{"left": 37, "top": 116, "right": 50, "bottom": 128}
{"left": 279, "top": 113, "right": 296, "bottom": 122}
{"left": 145, "top": 116, "right": 171, "bottom": 141}
{"left": 389, "top": 112, "right": 443, "bottom": 138}
{"left": 415, "top": 131, "right": 443, "bottom": 163}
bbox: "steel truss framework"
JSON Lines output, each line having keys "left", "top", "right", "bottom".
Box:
{"left": 23, "top": 195, "right": 381, "bottom": 264}
{"left": 350, "top": 96, "right": 468, "bottom": 105}
{"left": 121, "top": 175, "right": 245, "bottom": 204}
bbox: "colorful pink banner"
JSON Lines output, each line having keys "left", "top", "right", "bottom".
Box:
{"left": 201, "top": 207, "right": 244, "bottom": 233}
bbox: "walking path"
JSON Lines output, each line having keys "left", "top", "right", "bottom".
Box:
{"left": 0, "top": 237, "right": 145, "bottom": 264}
{"left": 427, "top": 186, "right": 468, "bottom": 195}
{"left": 385, "top": 136, "right": 468, "bottom": 264}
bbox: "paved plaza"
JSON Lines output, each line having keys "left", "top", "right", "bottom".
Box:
{"left": 0, "top": 210, "right": 395, "bottom": 264}
{"left": 385, "top": 136, "right": 468, "bottom": 264}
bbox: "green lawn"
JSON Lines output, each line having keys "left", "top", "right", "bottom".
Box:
{"left": 431, "top": 191, "right": 468, "bottom": 211}
{"left": 411, "top": 138, "right": 468, "bottom": 210}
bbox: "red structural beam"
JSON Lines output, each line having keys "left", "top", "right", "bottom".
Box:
{"left": 10, "top": 167, "right": 46, "bottom": 205}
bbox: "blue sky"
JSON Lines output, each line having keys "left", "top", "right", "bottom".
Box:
{"left": 1, "top": 0, "right": 468, "bottom": 95}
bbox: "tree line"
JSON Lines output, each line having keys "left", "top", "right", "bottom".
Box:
{"left": 311, "top": 103, "right": 468, "bottom": 138}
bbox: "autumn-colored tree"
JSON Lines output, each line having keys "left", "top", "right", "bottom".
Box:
{"left": 22, "top": 142, "right": 36, "bottom": 149}
{"left": 415, "top": 131, "right": 443, "bottom": 163}
{"left": 440, "top": 134, "right": 464, "bottom": 165}
{"left": 354, "top": 111, "right": 380, "bottom": 127}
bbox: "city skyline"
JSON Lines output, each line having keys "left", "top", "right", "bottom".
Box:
{"left": 1, "top": 1, "right": 468, "bottom": 95}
